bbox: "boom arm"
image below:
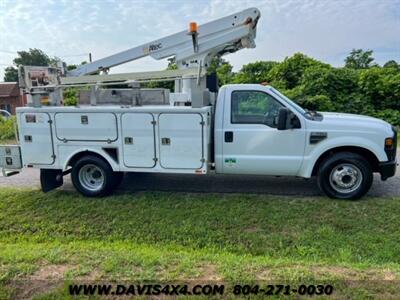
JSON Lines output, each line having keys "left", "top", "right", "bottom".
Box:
{"left": 68, "top": 7, "right": 260, "bottom": 77}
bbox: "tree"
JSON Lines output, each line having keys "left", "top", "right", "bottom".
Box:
{"left": 299, "top": 94, "right": 333, "bottom": 112}
{"left": 216, "top": 63, "right": 234, "bottom": 86}
{"left": 383, "top": 60, "right": 399, "bottom": 70}
{"left": 204, "top": 57, "right": 235, "bottom": 87}
{"left": 3, "top": 67, "right": 18, "bottom": 82}
{"left": 300, "top": 66, "right": 359, "bottom": 100}
{"left": 359, "top": 67, "right": 400, "bottom": 110}
{"left": 13, "top": 49, "right": 51, "bottom": 66}
{"left": 63, "top": 88, "right": 78, "bottom": 106}
{"left": 344, "top": 49, "right": 376, "bottom": 69}
{"left": 233, "top": 61, "right": 277, "bottom": 84}
{"left": 167, "top": 60, "right": 177, "bottom": 70}
{"left": 207, "top": 57, "right": 228, "bottom": 74}
{"left": 4, "top": 48, "right": 54, "bottom": 82}
{"left": 298, "top": 66, "right": 363, "bottom": 112}
{"left": 267, "top": 53, "right": 327, "bottom": 89}
{"left": 143, "top": 61, "right": 177, "bottom": 91}
{"left": 66, "top": 61, "right": 88, "bottom": 71}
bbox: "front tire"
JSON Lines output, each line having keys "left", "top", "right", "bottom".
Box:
{"left": 317, "top": 152, "right": 373, "bottom": 200}
{"left": 71, "top": 155, "right": 115, "bottom": 197}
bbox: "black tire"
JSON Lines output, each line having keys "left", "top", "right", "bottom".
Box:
{"left": 317, "top": 152, "right": 373, "bottom": 200}
{"left": 71, "top": 155, "right": 115, "bottom": 197}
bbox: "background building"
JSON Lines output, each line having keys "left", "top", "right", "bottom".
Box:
{"left": 0, "top": 82, "right": 26, "bottom": 115}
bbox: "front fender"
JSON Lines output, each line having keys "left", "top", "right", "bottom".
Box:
{"left": 298, "top": 136, "right": 386, "bottom": 178}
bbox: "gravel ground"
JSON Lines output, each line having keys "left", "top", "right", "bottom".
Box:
{"left": 1, "top": 152, "right": 398, "bottom": 197}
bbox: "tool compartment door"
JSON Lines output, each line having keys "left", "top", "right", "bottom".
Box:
{"left": 121, "top": 113, "right": 156, "bottom": 168}
{"left": 158, "top": 113, "right": 204, "bottom": 169}
{"left": 0, "top": 145, "right": 22, "bottom": 169}
{"left": 55, "top": 112, "right": 117, "bottom": 142}
{"left": 19, "top": 112, "right": 55, "bottom": 165}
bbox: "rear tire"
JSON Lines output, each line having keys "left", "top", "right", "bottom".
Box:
{"left": 71, "top": 155, "right": 115, "bottom": 197}
{"left": 317, "top": 152, "right": 373, "bottom": 200}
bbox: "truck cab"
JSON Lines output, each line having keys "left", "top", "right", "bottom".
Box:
{"left": 215, "top": 84, "right": 306, "bottom": 176}
{"left": 214, "top": 84, "right": 397, "bottom": 199}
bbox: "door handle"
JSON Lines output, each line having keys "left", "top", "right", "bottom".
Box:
{"left": 161, "top": 137, "right": 171, "bottom": 145}
{"left": 224, "top": 131, "right": 233, "bottom": 143}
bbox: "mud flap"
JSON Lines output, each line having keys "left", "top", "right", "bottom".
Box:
{"left": 40, "top": 169, "right": 63, "bottom": 192}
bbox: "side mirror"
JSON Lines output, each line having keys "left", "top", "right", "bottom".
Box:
{"left": 277, "top": 107, "right": 301, "bottom": 130}
{"left": 277, "top": 107, "right": 289, "bottom": 130}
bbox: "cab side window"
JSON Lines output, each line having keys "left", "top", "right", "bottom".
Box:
{"left": 231, "top": 90, "right": 283, "bottom": 127}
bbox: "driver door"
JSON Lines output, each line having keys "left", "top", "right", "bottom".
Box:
{"left": 222, "top": 87, "right": 306, "bottom": 175}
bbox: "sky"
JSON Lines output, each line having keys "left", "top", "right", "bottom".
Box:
{"left": 0, "top": 0, "right": 399, "bottom": 80}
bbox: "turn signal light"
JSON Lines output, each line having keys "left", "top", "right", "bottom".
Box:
{"left": 385, "top": 137, "right": 394, "bottom": 148}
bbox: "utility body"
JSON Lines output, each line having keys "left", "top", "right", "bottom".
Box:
{"left": 0, "top": 8, "right": 397, "bottom": 199}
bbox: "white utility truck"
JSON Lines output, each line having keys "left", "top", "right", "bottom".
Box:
{"left": 0, "top": 8, "right": 397, "bottom": 199}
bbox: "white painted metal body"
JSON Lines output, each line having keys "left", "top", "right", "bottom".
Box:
{"left": 7, "top": 84, "right": 393, "bottom": 180}
{"left": 15, "top": 105, "right": 211, "bottom": 175}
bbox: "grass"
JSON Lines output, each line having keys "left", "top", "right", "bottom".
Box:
{"left": 0, "top": 188, "right": 399, "bottom": 299}
{"left": 0, "top": 139, "right": 17, "bottom": 145}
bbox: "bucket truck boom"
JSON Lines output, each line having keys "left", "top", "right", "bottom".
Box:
{"left": 68, "top": 7, "right": 260, "bottom": 76}
{"left": 19, "top": 7, "right": 260, "bottom": 107}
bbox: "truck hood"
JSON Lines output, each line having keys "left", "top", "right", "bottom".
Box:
{"left": 321, "top": 112, "right": 387, "bottom": 125}
{"left": 311, "top": 112, "right": 393, "bottom": 135}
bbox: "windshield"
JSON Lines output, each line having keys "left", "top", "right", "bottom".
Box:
{"left": 269, "top": 87, "right": 306, "bottom": 115}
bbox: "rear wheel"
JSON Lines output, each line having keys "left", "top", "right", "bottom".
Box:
{"left": 317, "top": 152, "right": 373, "bottom": 200}
{"left": 71, "top": 155, "right": 115, "bottom": 197}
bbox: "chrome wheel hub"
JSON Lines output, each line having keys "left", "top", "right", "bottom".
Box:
{"left": 78, "top": 164, "right": 105, "bottom": 192}
{"left": 329, "top": 163, "right": 363, "bottom": 194}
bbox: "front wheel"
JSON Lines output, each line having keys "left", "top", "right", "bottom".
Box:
{"left": 71, "top": 155, "right": 116, "bottom": 197}
{"left": 317, "top": 152, "right": 373, "bottom": 200}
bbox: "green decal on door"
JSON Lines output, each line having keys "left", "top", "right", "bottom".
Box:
{"left": 224, "top": 158, "right": 237, "bottom": 166}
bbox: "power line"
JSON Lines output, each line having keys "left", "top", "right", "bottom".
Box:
{"left": 0, "top": 50, "right": 17, "bottom": 54}
{"left": 0, "top": 50, "right": 90, "bottom": 59}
